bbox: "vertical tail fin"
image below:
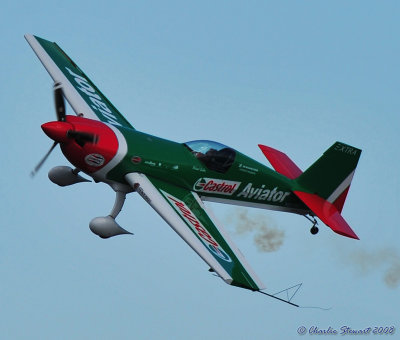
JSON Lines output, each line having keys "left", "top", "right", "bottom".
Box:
{"left": 258, "top": 142, "right": 362, "bottom": 239}
{"left": 296, "top": 142, "right": 361, "bottom": 212}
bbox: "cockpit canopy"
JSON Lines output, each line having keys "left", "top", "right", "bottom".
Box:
{"left": 184, "top": 140, "right": 236, "bottom": 174}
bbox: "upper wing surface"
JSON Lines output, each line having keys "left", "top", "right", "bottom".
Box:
{"left": 25, "top": 34, "right": 133, "bottom": 129}
{"left": 125, "top": 172, "right": 265, "bottom": 291}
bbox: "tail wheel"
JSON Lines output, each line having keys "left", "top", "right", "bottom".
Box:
{"left": 305, "top": 215, "right": 319, "bottom": 235}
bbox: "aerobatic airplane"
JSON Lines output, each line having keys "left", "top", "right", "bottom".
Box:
{"left": 26, "top": 34, "right": 361, "bottom": 303}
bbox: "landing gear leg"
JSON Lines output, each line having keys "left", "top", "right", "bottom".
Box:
{"left": 305, "top": 215, "right": 319, "bottom": 235}
{"left": 109, "top": 191, "right": 126, "bottom": 219}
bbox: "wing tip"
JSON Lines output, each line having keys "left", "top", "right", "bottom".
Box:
{"left": 24, "top": 33, "right": 33, "bottom": 41}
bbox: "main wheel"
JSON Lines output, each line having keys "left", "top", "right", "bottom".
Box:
{"left": 310, "top": 225, "right": 319, "bottom": 235}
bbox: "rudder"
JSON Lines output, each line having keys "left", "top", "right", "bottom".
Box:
{"left": 296, "top": 142, "right": 361, "bottom": 211}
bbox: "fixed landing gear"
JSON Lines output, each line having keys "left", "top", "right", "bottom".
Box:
{"left": 89, "top": 185, "right": 133, "bottom": 238}
{"left": 305, "top": 215, "right": 319, "bottom": 235}
{"left": 310, "top": 225, "right": 319, "bottom": 235}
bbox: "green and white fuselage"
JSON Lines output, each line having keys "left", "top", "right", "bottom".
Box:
{"left": 106, "top": 129, "right": 307, "bottom": 214}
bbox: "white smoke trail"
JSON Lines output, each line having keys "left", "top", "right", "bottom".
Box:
{"left": 346, "top": 248, "right": 400, "bottom": 289}
{"left": 226, "top": 208, "right": 284, "bottom": 252}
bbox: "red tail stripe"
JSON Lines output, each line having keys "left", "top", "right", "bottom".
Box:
{"left": 333, "top": 186, "right": 350, "bottom": 213}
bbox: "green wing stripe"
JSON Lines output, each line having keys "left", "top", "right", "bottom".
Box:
{"left": 52, "top": 40, "right": 134, "bottom": 129}
{"left": 26, "top": 34, "right": 133, "bottom": 129}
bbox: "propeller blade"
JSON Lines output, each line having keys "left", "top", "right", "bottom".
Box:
{"left": 30, "top": 141, "right": 58, "bottom": 177}
{"left": 54, "top": 82, "right": 66, "bottom": 122}
{"left": 67, "top": 130, "right": 99, "bottom": 146}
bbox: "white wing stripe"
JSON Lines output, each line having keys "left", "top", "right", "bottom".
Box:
{"left": 125, "top": 172, "right": 233, "bottom": 284}
{"left": 24, "top": 34, "right": 98, "bottom": 121}
{"left": 202, "top": 202, "right": 265, "bottom": 289}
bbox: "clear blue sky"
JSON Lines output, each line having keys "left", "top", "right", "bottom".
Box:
{"left": 1, "top": 1, "right": 399, "bottom": 339}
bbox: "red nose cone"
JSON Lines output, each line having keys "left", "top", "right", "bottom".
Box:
{"left": 41, "top": 121, "right": 72, "bottom": 143}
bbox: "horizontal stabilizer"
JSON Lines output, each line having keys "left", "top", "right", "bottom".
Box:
{"left": 294, "top": 191, "right": 359, "bottom": 240}
{"left": 258, "top": 144, "right": 303, "bottom": 179}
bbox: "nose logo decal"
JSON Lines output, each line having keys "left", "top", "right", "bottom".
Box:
{"left": 85, "top": 153, "right": 105, "bottom": 167}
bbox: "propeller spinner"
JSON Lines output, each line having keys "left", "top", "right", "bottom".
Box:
{"left": 31, "top": 83, "right": 98, "bottom": 177}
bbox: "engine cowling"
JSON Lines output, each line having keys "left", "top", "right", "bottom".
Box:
{"left": 89, "top": 216, "right": 132, "bottom": 239}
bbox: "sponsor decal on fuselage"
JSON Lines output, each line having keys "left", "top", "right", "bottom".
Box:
{"left": 194, "top": 178, "right": 240, "bottom": 196}
{"left": 131, "top": 156, "right": 142, "bottom": 164}
{"left": 238, "top": 163, "right": 259, "bottom": 175}
{"left": 192, "top": 165, "right": 206, "bottom": 173}
{"left": 162, "top": 191, "right": 232, "bottom": 263}
{"left": 85, "top": 153, "right": 105, "bottom": 167}
{"left": 237, "top": 183, "right": 290, "bottom": 203}
{"left": 65, "top": 67, "right": 122, "bottom": 127}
